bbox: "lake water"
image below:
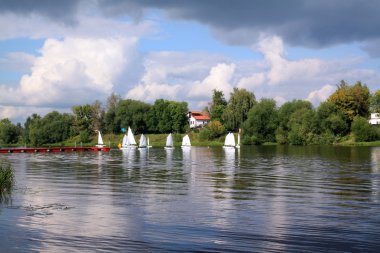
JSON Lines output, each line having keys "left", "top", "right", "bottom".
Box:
{"left": 1, "top": 146, "right": 380, "bottom": 252}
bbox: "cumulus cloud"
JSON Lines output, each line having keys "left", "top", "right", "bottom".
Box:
{"left": 127, "top": 83, "right": 181, "bottom": 101}
{"left": 189, "top": 63, "right": 235, "bottom": 99}
{"left": 0, "top": 36, "right": 139, "bottom": 107}
{"left": 126, "top": 51, "right": 229, "bottom": 104}
{"left": 306, "top": 84, "right": 335, "bottom": 105}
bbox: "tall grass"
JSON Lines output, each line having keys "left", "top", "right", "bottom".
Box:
{"left": 0, "top": 160, "right": 14, "bottom": 203}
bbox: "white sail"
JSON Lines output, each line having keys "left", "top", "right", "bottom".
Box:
{"left": 147, "top": 137, "right": 152, "bottom": 148}
{"left": 236, "top": 133, "right": 241, "bottom": 148}
{"left": 127, "top": 127, "right": 137, "bottom": 145}
{"left": 224, "top": 133, "right": 235, "bottom": 147}
{"left": 98, "top": 131, "right": 104, "bottom": 145}
{"left": 166, "top": 133, "right": 174, "bottom": 147}
{"left": 139, "top": 134, "right": 147, "bottom": 148}
{"left": 122, "top": 134, "right": 128, "bottom": 147}
{"left": 96, "top": 131, "right": 105, "bottom": 147}
{"left": 182, "top": 135, "right": 191, "bottom": 146}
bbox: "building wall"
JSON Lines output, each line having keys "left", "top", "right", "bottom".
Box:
{"left": 369, "top": 113, "right": 380, "bottom": 125}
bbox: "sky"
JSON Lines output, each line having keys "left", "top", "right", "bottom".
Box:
{"left": 0, "top": 0, "right": 380, "bottom": 123}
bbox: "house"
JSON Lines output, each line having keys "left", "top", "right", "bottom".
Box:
{"left": 369, "top": 113, "right": 380, "bottom": 125}
{"left": 188, "top": 111, "right": 211, "bottom": 128}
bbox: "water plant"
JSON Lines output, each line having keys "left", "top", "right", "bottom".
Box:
{"left": 0, "top": 160, "right": 14, "bottom": 203}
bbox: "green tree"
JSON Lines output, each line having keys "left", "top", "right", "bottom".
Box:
{"left": 40, "top": 112, "right": 73, "bottom": 144}
{"left": 351, "top": 116, "right": 379, "bottom": 142}
{"left": 242, "top": 99, "right": 278, "bottom": 144}
{"left": 26, "top": 114, "right": 43, "bottom": 146}
{"left": 328, "top": 80, "right": 370, "bottom": 121}
{"left": 316, "top": 101, "right": 349, "bottom": 137}
{"left": 370, "top": 90, "right": 380, "bottom": 113}
{"left": 147, "top": 99, "right": 188, "bottom": 133}
{"left": 115, "top": 99, "right": 151, "bottom": 133}
{"left": 287, "top": 107, "right": 317, "bottom": 145}
{"left": 210, "top": 89, "right": 227, "bottom": 121}
{"left": 223, "top": 88, "right": 256, "bottom": 131}
{"left": 104, "top": 93, "right": 121, "bottom": 134}
{"left": 0, "top": 119, "right": 19, "bottom": 144}
{"left": 275, "top": 100, "right": 313, "bottom": 144}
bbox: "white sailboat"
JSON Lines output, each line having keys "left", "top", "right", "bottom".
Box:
{"left": 138, "top": 134, "right": 147, "bottom": 149}
{"left": 164, "top": 133, "right": 174, "bottom": 149}
{"left": 223, "top": 132, "right": 236, "bottom": 149}
{"left": 181, "top": 134, "right": 191, "bottom": 149}
{"left": 120, "top": 127, "right": 137, "bottom": 149}
{"left": 96, "top": 131, "right": 106, "bottom": 147}
{"left": 147, "top": 137, "right": 152, "bottom": 148}
{"left": 236, "top": 133, "right": 241, "bottom": 149}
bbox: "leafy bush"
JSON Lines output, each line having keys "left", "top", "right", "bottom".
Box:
{"left": 351, "top": 116, "right": 378, "bottom": 142}
{"left": 199, "top": 128, "right": 211, "bottom": 141}
{"left": 207, "top": 120, "right": 225, "bottom": 139}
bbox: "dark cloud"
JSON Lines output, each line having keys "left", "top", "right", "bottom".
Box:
{"left": 97, "top": 0, "right": 380, "bottom": 48}
{"left": 2, "top": 0, "right": 380, "bottom": 50}
{"left": 0, "top": 0, "right": 80, "bottom": 24}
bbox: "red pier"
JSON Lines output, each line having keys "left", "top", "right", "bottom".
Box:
{"left": 0, "top": 147, "right": 110, "bottom": 154}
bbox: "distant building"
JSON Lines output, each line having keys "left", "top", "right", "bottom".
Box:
{"left": 369, "top": 113, "right": 380, "bottom": 125}
{"left": 188, "top": 111, "right": 211, "bottom": 128}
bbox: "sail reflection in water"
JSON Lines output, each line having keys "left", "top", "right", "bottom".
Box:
{"left": 1, "top": 146, "right": 380, "bottom": 252}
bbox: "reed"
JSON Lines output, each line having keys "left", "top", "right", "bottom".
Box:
{"left": 0, "top": 161, "right": 14, "bottom": 201}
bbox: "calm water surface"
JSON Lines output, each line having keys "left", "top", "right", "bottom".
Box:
{"left": 1, "top": 146, "right": 380, "bottom": 252}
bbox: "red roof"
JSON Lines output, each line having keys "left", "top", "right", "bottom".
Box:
{"left": 190, "top": 111, "right": 210, "bottom": 121}
{"left": 193, "top": 115, "right": 210, "bottom": 120}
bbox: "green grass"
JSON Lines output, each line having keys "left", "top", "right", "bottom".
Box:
{"left": 0, "top": 160, "right": 14, "bottom": 203}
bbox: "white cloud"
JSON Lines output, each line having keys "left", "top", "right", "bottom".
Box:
{"left": 0, "top": 36, "right": 139, "bottom": 107}
{"left": 127, "top": 82, "right": 180, "bottom": 101}
{"left": 0, "top": 105, "right": 68, "bottom": 124}
{"left": 306, "top": 84, "right": 335, "bottom": 105}
{"left": 188, "top": 63, "right": 235, "bottom": 99}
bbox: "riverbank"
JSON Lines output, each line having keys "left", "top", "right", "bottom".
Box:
{"left": 3, "top": 133, "right": 380, "bottom": 148}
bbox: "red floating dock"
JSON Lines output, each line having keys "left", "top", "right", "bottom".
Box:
{"left": 0, "top": 146, "right": 110, "bottom": 154}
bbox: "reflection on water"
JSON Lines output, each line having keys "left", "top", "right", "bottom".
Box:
{"left": 0, "top": 146, "right": 379, "bottom": 252}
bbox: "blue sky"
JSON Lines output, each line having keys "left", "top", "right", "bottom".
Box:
{"left": 0, "top": 0, "right": 379, "bottom": 123}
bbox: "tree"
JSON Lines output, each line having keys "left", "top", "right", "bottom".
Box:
{"left": 0, "top": 119, "right": 19, "bottom": 144}
{"left": 351, "top": 116, "right": 379, "bottom": 142}
{"left": 147, "top": 99, "right": 188, "bottom": 133}
{"left": 242, "top": 99, "right": 278, "bottom": 144}
{"left": 115, "top": 99, "right": 151, "bottom": 133}
{"left": 40, "top": 112, "right": 73, "bottom": 144}
{"left": 316, "top": 101, "right": 349, "bottom": 137}
{"left": 370, "top": 90, "right": 380, "bottom": 113}
{"left": 72, "top": 104, "right": 96, "bottom": 143}
{"left": 210, "top": 89, "right": 227, "bottom": 121}
{"left": 328, "top": 80, "right": 370, "bottom": 121}
{"left": 223, "top": 88, "right": 256, "bottom": 131}
{"left": 287, "top": 107, "right": 317, "bottom": 145}
{"left": 275, "top": 100, "right": 313, "bottom": 144}
{"left": 104, "top": 93, "right": 122, "bottom": 133}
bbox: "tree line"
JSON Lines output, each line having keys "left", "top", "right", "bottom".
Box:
{"left": 0, "top": 96, "right": 188, "bottom": 146}
{"left": 202, "top": 80, "right": 380, "bottom": 144}
{"left": 0, "top": 80, "right": 379, "bottom": 146}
